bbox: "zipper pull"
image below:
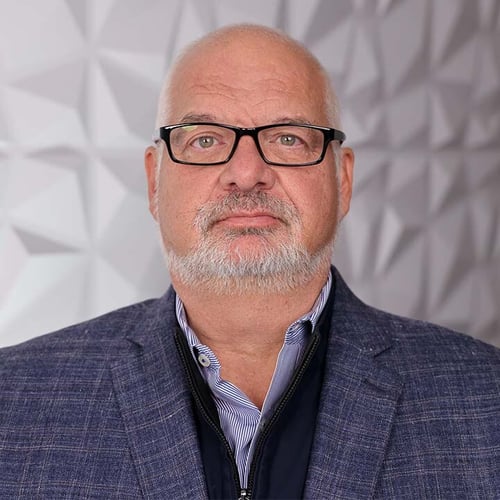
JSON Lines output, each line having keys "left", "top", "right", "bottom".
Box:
{"left": 238, "top": 488, "right": 250, "bottom": 500}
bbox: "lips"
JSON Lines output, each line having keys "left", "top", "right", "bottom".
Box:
{"left": 217, "top": 212, "right": 281, "bottom": 229}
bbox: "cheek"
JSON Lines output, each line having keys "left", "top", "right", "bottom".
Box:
{"left": 291, "top": 167, "right": 338, "bottom": 213}
{"left": 292, "top": 171, "right": 339, "bottom": 243}
{"left": 156, "top": 171, "right": 192, "bottom": 248}
{"left": 304, "top": 191, "right": 338, "bottom": 230}
{"left": 156, "top": 167, "right": 218, "bottom": 248}
{"left": 159, "top": 167, "right": 197, "bottom": 217}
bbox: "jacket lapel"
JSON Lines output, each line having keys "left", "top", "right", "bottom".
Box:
{"left": 110, "top": 290, "right": 208, "bottom": 500}
{"left": 304, "top": 270, "right": 404, "bottom": 499}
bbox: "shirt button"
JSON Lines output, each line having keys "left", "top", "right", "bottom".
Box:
{"left": 197, "top": 353, "right": 211, "bottom": 367}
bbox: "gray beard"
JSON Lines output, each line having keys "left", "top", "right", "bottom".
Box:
{"left": 161, "top": 192, "right": 335, "bottom": 295}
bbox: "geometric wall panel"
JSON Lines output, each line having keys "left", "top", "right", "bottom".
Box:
{"left": 1, "top": 0, "right": 499, "bottom": 347}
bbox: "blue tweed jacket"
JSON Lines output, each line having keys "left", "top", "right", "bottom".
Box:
{"left": 1, "top": 268, "right": 499, "bottom": 499}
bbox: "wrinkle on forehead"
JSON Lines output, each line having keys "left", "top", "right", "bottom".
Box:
{"left": 168, "top": 78, "right": 324, "bottom": 127}
{"left": 167, "top": 62, "right": 322, "bottom": 123}
{"left": 182, "top": 76, "right": 307, "bottom": 101}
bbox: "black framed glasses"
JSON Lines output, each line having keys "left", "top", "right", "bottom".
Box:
{"left": 153, "top": 122, "right": 346, "bottom": 167}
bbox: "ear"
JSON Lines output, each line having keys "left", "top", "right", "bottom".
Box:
{"left": 337, "top": 147, "right": 354, "bottom": 220}
{"left": 144, "top": 145, "right": 159, "bottom": 221}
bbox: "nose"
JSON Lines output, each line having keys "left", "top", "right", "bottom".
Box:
{"left": 218, "top": 136, "right": 276, "bottom": 192}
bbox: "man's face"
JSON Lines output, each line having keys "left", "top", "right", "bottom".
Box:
{"left": 145, "top": 37, "right": 353, "bottom": 293}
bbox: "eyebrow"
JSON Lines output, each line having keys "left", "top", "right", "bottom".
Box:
{"left": 272, "top": 117, "right": 313, "bottom": 126}
{"left": 179, "top": 113, "right": 217, "bottom": 123}
{"left": 178, "top": 114, "right": 315, "bottom": 126}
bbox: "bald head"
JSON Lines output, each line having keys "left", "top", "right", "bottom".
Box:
{"left": 155, "top": 24, "right": 341, "bottom": 129}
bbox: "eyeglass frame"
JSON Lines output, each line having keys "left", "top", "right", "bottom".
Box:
{"left": 152, "top": 122, "right": 346, "bottom": 167}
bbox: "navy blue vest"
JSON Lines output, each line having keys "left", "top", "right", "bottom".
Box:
{"left": 175, "top": 284, "right": 334, "bottom": 499}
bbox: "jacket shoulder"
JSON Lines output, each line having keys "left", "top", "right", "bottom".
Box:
{"left": 331, "top": 268, "right": 500, "bottom": 366}
{"left": 0, "top": 296, "right": 165, "bottom": 373}
{"left": 372, "top": 306, "right": 500, "bottom": 366}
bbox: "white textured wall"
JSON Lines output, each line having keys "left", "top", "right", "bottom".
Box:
{"left": 1, "top": 0, "right": 499, "bottom": 347}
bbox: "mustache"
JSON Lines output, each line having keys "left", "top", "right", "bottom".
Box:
{"left": 194, "top": 192, "right": 300, "bottom": 232}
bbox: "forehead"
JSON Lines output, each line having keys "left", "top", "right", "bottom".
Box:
{"left": 166, "top": 38, "right": 328, "bottom": 126}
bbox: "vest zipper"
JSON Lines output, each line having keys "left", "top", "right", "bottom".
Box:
{"left": 174, "top": 333, "right": 243, "bottom": 499}
{"left": 245, "top": 332, "right": 321, "bottom": 498}
{"left": 238, "top": 488, "right": 250, "bottom": 499}
{"left": 176, "top": 328, "right": 320, "bottom": 500}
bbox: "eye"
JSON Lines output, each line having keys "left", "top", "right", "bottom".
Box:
{"left": 194, "top": 136, "right": 216, "bottom": 148}
{"left": 279, "top": 134, "right": 300, "bottom": 147}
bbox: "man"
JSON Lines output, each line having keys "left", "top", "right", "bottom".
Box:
{"left": 1, "top": 24, "right": 499, "bottom": 499}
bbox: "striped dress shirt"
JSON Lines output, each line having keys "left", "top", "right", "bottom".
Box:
{"left": 175, "top": 272, "right": 332, "bottom": 488}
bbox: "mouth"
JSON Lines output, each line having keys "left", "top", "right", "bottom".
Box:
{"left": 195, "top": 192, "right": 298, "bottom": 234}
{"left": 216, "top": 212, "right": 282, "bottom": 229}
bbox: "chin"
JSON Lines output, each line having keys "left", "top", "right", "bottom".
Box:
{"left": 226, "top": 235, "right": 279, "bottom": 259}
{"left": 162, "top": 231, "right": 335, "bottom": 296}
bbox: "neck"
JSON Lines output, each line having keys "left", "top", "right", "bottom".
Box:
{"left": 172, "top": 268, "right": 330, "bottom": 352}
{"left": 173, "top": 269, "right": 330, "bottom": 408}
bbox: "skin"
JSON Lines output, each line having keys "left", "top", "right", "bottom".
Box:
{"left": 144, "top": 27, "right": 354, "bottom": 408}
